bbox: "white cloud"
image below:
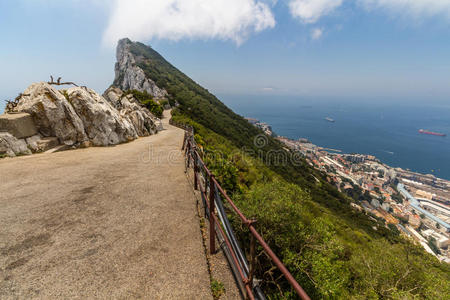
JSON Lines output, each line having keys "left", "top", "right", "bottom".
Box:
{"left": 311, "top": 27, "right": 324, "bottom": 39}
{"left": 358, "top": 0, "right": 450, "bottom": 18}
{"left": 288, "top": 0, "right": 450, "bottom": 25}
{"left": 103, "top": 0, "right": 275, "bottom": 47}
{"left": 288, "top": 0, "right": 343, "bottom": 23}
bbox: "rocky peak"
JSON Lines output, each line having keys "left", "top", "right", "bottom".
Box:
{"left": 113, "top": 38, "right": 168, "bottom": 100}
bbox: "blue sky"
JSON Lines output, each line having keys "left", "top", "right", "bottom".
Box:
{"left": 1, "top": 0, "right": 450, "bottom": 113}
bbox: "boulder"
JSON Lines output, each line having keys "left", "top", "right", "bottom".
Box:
{"left": 15, "top": 82, "right": 87, "bottom": 145}
{"left": 0, "top": 112, "right": 38, "bottom": 139}
{"left": 0, "top": 132, "right": 32, "bottom": 157}
{"left": 67, "top": 87, "right": 138, "bottom": 146}
{"left": 25, "top": 134, "right": 42, "bottom": 152}
{"left": 103, "top": 86, "right": 123, "bottom": 108}
{"left": 121, "top": 95, "right": 157, "bottom": 136}
{"left": 103, "top": 86, "right": 159, "bottom": 136}
{"left": 37, "top": 137, "right": 60, "bottom": 152}
{"left": 3, "top": 81, "right": 160, "bottom": 156}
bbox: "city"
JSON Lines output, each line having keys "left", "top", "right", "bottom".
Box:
{"left": 248, "top": 118, "right": 450, "bottom": 263}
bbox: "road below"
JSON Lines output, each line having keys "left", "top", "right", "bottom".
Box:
{"left": 0, "top": 110, "right": 212, "bottom": 299}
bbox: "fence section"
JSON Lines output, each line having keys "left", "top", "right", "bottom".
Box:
{"left": 173, "top": 120, "right": 310, "bottom": 300}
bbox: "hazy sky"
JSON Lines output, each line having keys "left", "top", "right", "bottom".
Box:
{"left": 1, "top": 0, "right": 450, "bottom": 112}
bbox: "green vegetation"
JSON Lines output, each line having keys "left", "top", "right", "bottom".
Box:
{"left": 124, "top": 89, "right": 163, "bottom": 118}
{"left": 160, "top": 99, "right": 169, "bottom": 107}
{"left": 233, "top": 181, "right": 449, "bottom": 299}
{"left": 210, "top": 278, "right": 225, "bottom": 300}
{"left": 59, "top": 89, "right": 69, "bottom": 101}
{"left": 127, "top": 40, "right": 450, "bottom": 299}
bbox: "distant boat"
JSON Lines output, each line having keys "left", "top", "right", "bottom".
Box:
{"left": 418, "top": 129, "right": 446, "bottom": 137}
{"left": 325, "top": 117, "right": 335, "bottom": 123}
{"left": 381, "top": 150, "right": 394, "bottom": 155}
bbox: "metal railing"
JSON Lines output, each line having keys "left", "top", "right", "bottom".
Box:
{"left": 174, "top": 120, "right": 310, "bottom": 300}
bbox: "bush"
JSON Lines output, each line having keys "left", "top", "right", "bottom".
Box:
{"left": 124, "top": 89, "right": 163, "bottom": 118}
{"left": 232, "top": 180, "right": 450, "bottom": 299}
{"left": 142, "top": 99, "right": 163, "bottom": 118}
{"left": 210, "top": 278, "right": 225, "bottom": 299}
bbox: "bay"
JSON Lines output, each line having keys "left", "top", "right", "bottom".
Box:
{"left": 219, "top": 94, "right": 450, "bottom": 181}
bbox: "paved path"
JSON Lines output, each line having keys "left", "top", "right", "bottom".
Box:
{"left": 0, "top": 111, "right": 212, "bottom": 299}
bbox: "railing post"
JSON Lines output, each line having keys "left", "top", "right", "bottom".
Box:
{"left": 184, "top": 138, "right": 190, "bottom": 156}
{"left": 186, "top": 139, "right": 191, "bottom": 169}
{"left": 182, "top": 131, "right": 187, "bottom": 150}
{"left": 249, "top": 233, "right": 256, "bottom": 290}
{"left": 193, "top": 151, "right": 198, "bottom": 191}
{"left": 209, "top": 175, "right": 216, "bottom": 254}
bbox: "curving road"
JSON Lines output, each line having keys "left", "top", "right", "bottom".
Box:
{"left": 0, "top": 110, "right": 212, "bottom": 299}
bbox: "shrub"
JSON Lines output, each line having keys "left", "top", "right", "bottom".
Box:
{"left": 124, "top": 89, "right": 163, "bottom": 118}
{"left": 210, "top": 278, "right": 225, "bottom": 299}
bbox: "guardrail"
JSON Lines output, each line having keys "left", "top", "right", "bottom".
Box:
{"left": 172, "top": 119, "right": 310, "bottom": 300}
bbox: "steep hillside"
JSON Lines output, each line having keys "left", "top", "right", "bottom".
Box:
{"left": 111, "top": 38, "right": 450, "bottom": 299}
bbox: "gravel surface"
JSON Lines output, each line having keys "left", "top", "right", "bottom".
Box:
{"left": 0, "top": 111, "right": 212, "bottom": 299}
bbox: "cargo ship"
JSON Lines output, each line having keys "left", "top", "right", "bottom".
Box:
{"left": 418, "top": 129, "right": 446, "bottom": 137}
{"left": 325, "top": 117, "right": 335, "bottom": 123}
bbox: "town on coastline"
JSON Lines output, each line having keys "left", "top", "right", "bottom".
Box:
{"left": 246, "top": 117, "right": 450, "bottom": 263}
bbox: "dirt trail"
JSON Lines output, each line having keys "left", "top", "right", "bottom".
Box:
{"left": 0, "top": 110, "right": 212, "bottom": 299}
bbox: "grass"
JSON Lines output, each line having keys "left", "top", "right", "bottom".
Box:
{"left": 210, "top": 278, "right": 225, "bottom": 300}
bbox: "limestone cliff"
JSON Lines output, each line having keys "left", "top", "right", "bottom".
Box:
{"left": 113, "top": 38, "right": 168, "bottom": 100}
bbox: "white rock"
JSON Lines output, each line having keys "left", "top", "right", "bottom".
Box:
{"left": 0, "top": 132, "right": 32, "bottom": 157}
{"left": 67, "top": 87, "right": 138, "bottom": 146}
{"left": 16, "top": 82, "right": 87, "bottom": 145}
{"left": 114, "top": 39, "right": 168, "bottom": 99}
{"left": 25, "top": 134, "right": 42, "bottom": 152}
{"left": 103, "top": 86, "right": 122, "bottom": 108}
{"left": 10, "top": 81, "right": 159, "bottom": 154}
{"left": 104, "top": 87, "right": 159, "bottom": 136}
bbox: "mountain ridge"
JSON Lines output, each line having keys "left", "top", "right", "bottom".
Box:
{"left": 110, "top": 38, "right": 450, "bottom": 299}
{"left": 114, "top": 38, "right": 168, "bottom": 99}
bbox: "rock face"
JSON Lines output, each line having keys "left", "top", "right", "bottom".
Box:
{"left": 0, "top": 132, "right": 31, "bottom": 157}
{"left": 16, "top": 82, "right": 87, "bottom": 145}
{"left": 0, "top": 82, "right": 160, "bottom": 158}
{"left": 113, "top": 38, "right": 168, "bottom": 100}
{"left": 103, "top": 86, "right": 159, "bottom": 136}
{"left": 0, "top": 113, "right": 38, "bottom": 139}
{"left": 67, "top": 87, "right": 137, "bottom": 146}
{"left": 25, "top": 134, "right": 42, "bottom": 152}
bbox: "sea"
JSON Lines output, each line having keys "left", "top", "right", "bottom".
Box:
{"left": 1, "top": 95, "right": 449, "bottom": 180}
{"left": 218, "top": 94, "right": 450, "bottom": 181}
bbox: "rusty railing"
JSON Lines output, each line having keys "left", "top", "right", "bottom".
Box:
{"left": 175, "top": 121, "right": 310, "bottom": 300}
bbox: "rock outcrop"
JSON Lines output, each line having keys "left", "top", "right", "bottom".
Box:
{"left": 0, "top": 81, "right": 160, "bottom": 158}
{"left": 103, "top": 86, "right": 159, "bottom": 136}
{"left": 25, "top": 134, "right": 42, "bottom": 152}
{"left": 113, "top": 38, "right": 168, "bottom": 100}
{"left": 67, "top": 87, "right": 137, "bottom": 146}
{"left": 0, "top": 113, "right": 38, "bottom": 139}
{"left": 16, "top": 82, "right": 87, "bottom": 145}
{"left": 0, "top": 132, "right": 32, "bottom": 157}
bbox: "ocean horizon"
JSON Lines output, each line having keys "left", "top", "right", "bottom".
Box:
{"left": 2, "top": 93, "right": 449, "bottom": 181}
{"left": 219, "top": 94, "right": 450, "bottom": 181}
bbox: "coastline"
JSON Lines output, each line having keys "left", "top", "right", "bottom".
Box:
{"left": 221, "top": 94, "right": 450, "bottom": 180}
{"left": 248, "top": 116, "right": 450, "bottom": 262}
